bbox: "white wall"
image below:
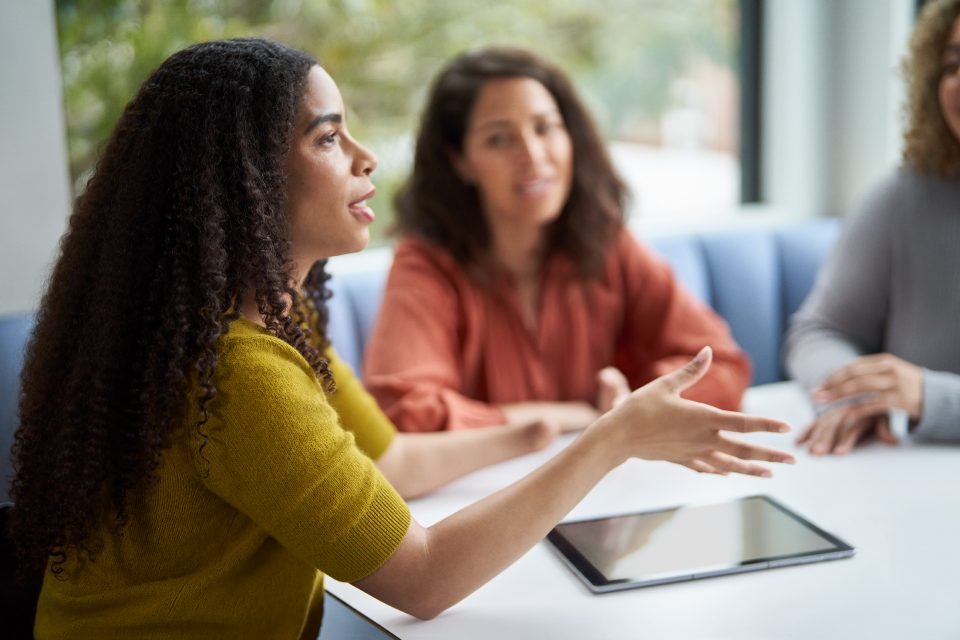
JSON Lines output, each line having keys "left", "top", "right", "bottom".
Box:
{"left": 762, "top": 0, "right": 914, "bottom": 218}
{"left": 0, "top": 0, "right": 71, "bottom": 315}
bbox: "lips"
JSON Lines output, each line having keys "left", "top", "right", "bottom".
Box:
{"left": 348, "top": 187, "right": 376, "bottom": 223}
{"left": 516, "top": 177, "right": 552, "bottom": 195}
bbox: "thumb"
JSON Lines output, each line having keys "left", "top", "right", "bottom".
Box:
{"left": 660, "top": 346, "right": 713, "bottom": 395}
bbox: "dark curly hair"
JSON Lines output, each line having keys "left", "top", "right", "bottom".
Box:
{"left": 394, "top": 46, "right": 628, "bottom": 279}
{"left": 10, "top": 38, "right": 335, "bottom": 578}
{"left": 902, "top": 0, "right": 960, "bottom": 176}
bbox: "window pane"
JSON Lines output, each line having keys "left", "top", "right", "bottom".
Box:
{"left": 57, "top": 0, "right": 743, "bottom": 235}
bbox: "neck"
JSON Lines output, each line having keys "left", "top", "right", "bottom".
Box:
{"left": 489, "top": 221, "right": 548, "bottom": 281}
{"left": 238, "top": 260, "right": 311, "bottom": 327}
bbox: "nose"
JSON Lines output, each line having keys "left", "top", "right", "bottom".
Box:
{"left": 353, "top": 139, "right": 378, "bottom": 177}
{"left": 516, "top": 132, "right": 547, "bottom": 165}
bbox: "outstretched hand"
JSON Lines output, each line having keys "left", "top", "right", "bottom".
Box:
{"left": 596, "top": 347, "right": 795, "bottom": 477}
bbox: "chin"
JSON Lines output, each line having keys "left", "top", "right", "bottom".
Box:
{"left": 537, "top": 204, "right": 565, "bottom": 225}
{"left": 345, "top": 231, "right": 371, "bottom": 255}
{"left": 316, "top": 233, "right": 371, "bottom": 261}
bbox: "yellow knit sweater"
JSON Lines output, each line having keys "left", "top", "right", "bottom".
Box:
{"left": 35, "top": 317, "right": 411, "bottom": 639}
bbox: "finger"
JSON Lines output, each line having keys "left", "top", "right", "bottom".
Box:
{"left": 813, "top": 374, "right": 893, "bottom": 403}
{"left": 597, "top": 366, "right": 630, "bottom": 390}
{"left": 816, "top": 355, "right": 892, "bottom": 390}
{"left": 658, "top": 347, "right": 712, "bottom": 395}
{"left": 832, "top": 418, "right": 871, "bottom": 455}
{"left": 814, "top": 353, "right": 893, "bottom": 391}
{"left": 717, "top": 436, "right": 796, "bottom": 465}
{"left": 874, "top": 413, "right": 900, "bottom": 444}
{"left": 877, "top": 416, "right": 900, "bottom": 444}
{"left": 809, "top": 413, "right": 843, "bottom": 455}
{"left": 841, "top": 401, "right": 892, "bottom": 424}
{"left": 705, "top": 451, "right": 773, "bottom": 478}
{"left": 713, "top": 409, "right": 790, "bottom": 434}
{"left": 597, "top": 367, "right": 631, "bottom": 411}
{"left": 689, "top": 459, "right": 726, "bottom": 475}
{"left": 796, "top": 420, "right": 817, "bottom": 444}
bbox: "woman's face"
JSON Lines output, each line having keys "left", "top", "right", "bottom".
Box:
{"left": 286, "top": 65, "right": 378, "bottom": 271}
{"left": 454, "top": 77, "right": 573, "bottom": 235}
{"left": 940, "top": 16, "right": 960, "bottom": 143}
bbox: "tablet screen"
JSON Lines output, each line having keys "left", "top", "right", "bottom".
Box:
{"left": 546, "top": 495, "right": 853, "bottom": 592}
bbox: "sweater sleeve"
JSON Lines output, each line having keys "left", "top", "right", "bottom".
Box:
{"left": 915, "top": 370, "right": 960, "bottom": 441}
{"left": 783, "top": 177, "right": 896, "bottom": 392}
{"left": 326, "top": 348, "right": 396, "bottom": 460}
{"left": 616, "top": 232, "right": 751, "bottom": 410}
{"left": 363, "top": 239, "right": 506, "bottom": 432}
{"left": 198, "top": 331, "right": 410, "bottom": 583}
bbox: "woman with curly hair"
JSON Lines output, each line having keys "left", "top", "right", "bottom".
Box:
{"left": 363, "top": 46, "right": 752, "bottom": 434}
{"left": 785, "top": 0, "right": 960, "bottom": 454}
{"left": 11, "top": 38, "right": 793, "bottom": 637}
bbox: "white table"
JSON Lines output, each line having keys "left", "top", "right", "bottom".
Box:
{"left": 327, "top": 383, "right": 960, "bottom": 639}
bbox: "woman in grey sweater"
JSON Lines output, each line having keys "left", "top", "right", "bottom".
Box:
{"left": 785, "top": 0, "right": 960, "bottom": 454}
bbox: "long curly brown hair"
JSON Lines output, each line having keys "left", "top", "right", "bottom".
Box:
{"left": 10, "top": 38, "right": 335, "bottom": 577}
{"left": 902, "top": 0, "right": 960, "bottom": 176}
{"left": 394, "top": 46, "right": 627, "bottom": 280}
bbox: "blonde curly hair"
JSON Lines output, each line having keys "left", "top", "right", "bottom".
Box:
{"left": 902, "top": 0, "right": 960, "bottom": 176}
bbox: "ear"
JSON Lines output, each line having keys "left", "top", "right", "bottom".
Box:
{"left": 447, "top": 148, "right": 474, "bottom": 185}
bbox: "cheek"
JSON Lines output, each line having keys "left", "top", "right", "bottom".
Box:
{"left": 555, "top": 138, "right": 574, "bottom": 181}
{"left": 942, "top": 76, "right": 959, "bottom": 111}
{"left": 470, "top": 157, "right": 511, "bottom": 193}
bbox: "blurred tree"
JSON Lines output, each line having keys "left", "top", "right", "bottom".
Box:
{"left": 56, "top": 0, "right": 738, "bottom": 235}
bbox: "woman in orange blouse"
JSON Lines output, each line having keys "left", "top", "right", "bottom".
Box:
{"left": 365, "top": 46, "right": 751, "bottom": 433}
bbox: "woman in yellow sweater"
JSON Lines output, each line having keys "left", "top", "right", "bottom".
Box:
{"left": 10, "top": 39, "right": 794, "bottom": 638}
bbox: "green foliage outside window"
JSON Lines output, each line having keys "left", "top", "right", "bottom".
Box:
{"left": 57, "top": 0, "right": 738, "bottom": 240}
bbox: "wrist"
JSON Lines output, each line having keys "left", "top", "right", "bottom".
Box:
{"left": 582, "top": 413, "right": 628, "bottom": 469}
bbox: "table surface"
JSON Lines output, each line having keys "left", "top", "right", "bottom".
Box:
{"left": 326, "top": 382, "right": 960, "bottom": 639}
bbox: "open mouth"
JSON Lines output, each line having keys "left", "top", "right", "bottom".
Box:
{"left": 348, "top": 188, "right": 376, "bottom": 222}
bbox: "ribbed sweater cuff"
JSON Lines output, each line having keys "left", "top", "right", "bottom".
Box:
{"left": 914, "top": 369, "right": 960, "bottom": 442}
{"left": 328, "top": 485, "right": 411, "bottom": 584}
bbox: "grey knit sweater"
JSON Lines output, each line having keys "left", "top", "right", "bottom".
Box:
{"left": 784, "top": 169, "right": 960, "bottom": 441}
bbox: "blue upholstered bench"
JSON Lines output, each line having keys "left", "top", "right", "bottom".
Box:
{"left": 0, "top": 217, "right": 839, "bottom": 504}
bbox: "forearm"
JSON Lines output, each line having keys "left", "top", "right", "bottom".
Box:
{"left": 784, "top": 325, "right": 863, "bottom": 393}
{"left": 360, "top": 425, "right": 617, "bottom": 618}
{"left": 356, "top": 351, "right": 793, "bottom": 619}
{"left": 500, "top": 401, "right": 599, "bottom": 432}
{"left": 377, "top": 422, "right": 557, "bottom": 499}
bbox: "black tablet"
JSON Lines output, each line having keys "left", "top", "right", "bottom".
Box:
{"left": 546, "top": 495, "right": 854, "bottom": 593}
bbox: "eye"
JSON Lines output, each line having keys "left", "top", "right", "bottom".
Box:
{"left": 535, "top": 120, "right": 563, "bottom": 135}
{"left": 485, "top": 132, "right": 513, "bottom": 148}
{"left": 317, "top": 130, "right": 339, "bottom": 147}
{"left": 942, "top": 58, "right": 960, "bottom": 78}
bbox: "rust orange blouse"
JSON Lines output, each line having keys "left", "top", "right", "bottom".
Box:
{"left": 363, "top": 229, "right": 751, "bottom": 432}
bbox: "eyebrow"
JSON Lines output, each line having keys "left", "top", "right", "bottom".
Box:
{"left": 304, "top": 112, "right": 342, "bottom": 135}
{"left": 471, "top": 110, "right": 563, "bottom": 133}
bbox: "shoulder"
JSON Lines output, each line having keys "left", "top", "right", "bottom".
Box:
{"left": 394, "top": 234, "right": 459, "bottom": 269}
{"left": 199, "top": 319, "right": 342, "bottom": 452}
{"left": 390, "top": 234, "right": 472, "bottom": 292}
{"left": 852, "top": 168, "right": 958, "bottom": 225}
{"left": 216, "top": 318, "right": 319, "bottom": 389}
{"left": 604, "top": 226, "right": 664, "bottom": 274}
